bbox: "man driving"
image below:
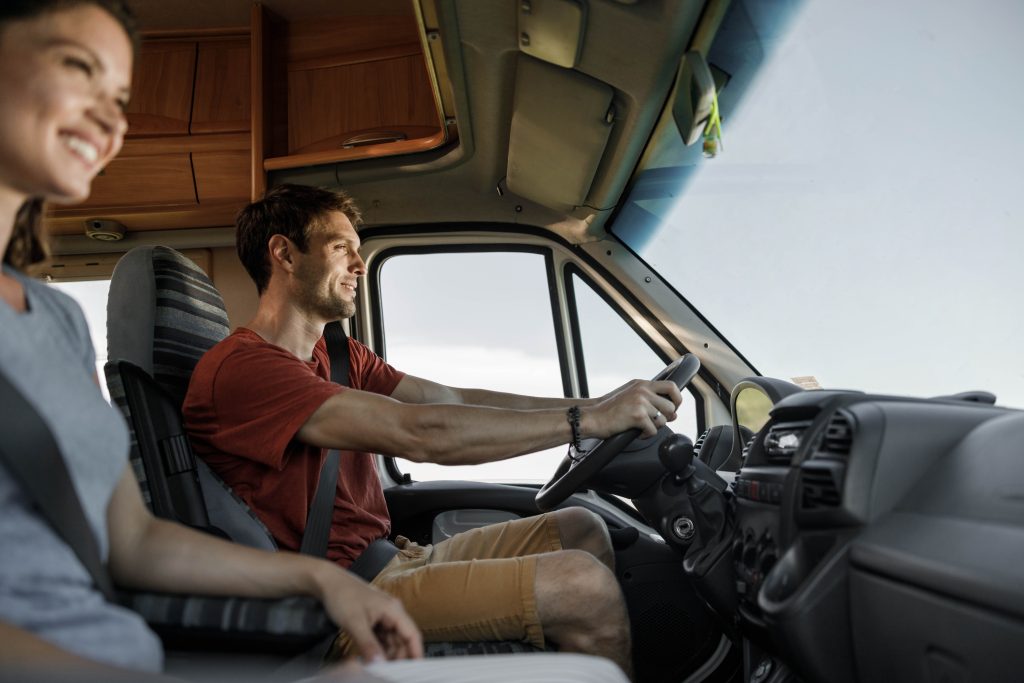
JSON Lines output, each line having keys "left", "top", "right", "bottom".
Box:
{"left": 183, "top": 184, "right": 682, "bottom": 678}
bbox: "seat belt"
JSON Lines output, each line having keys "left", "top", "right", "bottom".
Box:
{"left": 0, "top": 370, "right": 116, "bottom": 601}
{"left": 299, "top": 321, "right": 349, "bottom": 557}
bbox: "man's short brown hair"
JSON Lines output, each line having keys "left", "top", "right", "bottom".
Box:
{"left": 236, "top": 184, "right": 363, "bottom": 294}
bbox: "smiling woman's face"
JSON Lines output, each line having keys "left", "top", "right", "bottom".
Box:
{"left": 0, "top": 4, "right": 133, "bottom": 205}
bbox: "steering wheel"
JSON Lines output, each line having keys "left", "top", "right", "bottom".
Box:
{"left": 535, "top": 354, "right": 701, "bottom": 512}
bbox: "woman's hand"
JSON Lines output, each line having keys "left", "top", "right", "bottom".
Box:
{"left": 313, "top": 566, "right": 423, "bottom": 661}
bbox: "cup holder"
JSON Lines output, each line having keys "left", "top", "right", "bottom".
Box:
{"left": 760, "top": 534, "right": 837, "bottom": 606}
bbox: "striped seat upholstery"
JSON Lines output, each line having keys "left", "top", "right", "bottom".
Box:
{"left": 119, "top": 592, "right": 333, "bottom": 649}
{"left": 106, "top": 246, "right": 272, "bottom": 545}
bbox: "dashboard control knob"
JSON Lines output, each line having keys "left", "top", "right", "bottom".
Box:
{"left": 659, "top": 434, "right": 695, "bottom": 480}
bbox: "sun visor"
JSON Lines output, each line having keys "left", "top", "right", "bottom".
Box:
{"left": 507, "top": 55, "right": 614, "bottom": 212}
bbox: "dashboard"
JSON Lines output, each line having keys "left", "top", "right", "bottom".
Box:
{"left": 711, "top": 386, "right": 1024, "bottom": 682}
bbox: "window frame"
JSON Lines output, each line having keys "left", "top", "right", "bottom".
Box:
{"left": 565, "top": 263, "right": 705, "bottom": 425}
{"left": 357, "top": 224, "right": 714, "bottom": 484}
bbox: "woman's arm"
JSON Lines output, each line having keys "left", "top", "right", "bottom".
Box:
{"left": 105, "top": 465, "right": 422, "bottom": 662}
{"left": 0, "top": 621, "right": 179, "bottom": 681}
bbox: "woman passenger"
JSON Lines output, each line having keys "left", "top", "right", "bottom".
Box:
{"left": 0, "top": 0, "right": 421, "bottom": 676}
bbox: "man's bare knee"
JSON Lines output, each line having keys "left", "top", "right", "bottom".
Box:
{"left": 536, "top": 550, "right": 620, "bottom": 619}
{"left": 552, "top": 507, "right": 614, "bottom": 570}
{"left": 535, "top": 550, "right": 632, "bottom": 677}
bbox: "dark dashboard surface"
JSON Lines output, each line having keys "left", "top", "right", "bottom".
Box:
{"left": 722, "top": 387, "right": 1024, "bottom": 683}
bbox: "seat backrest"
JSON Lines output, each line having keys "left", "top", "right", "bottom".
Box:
{"left": 106, "top": 246, "right": 275, "bottom": 550}
{"left": 107, "top": 245, "right": 229, "bottom": 405}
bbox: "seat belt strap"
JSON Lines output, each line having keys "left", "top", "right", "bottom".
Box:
{"left": 0, "top": 370, "right": 117, "bottom": 601}
{"left": 299, "top": 321, "right": 349, "bottom": 557}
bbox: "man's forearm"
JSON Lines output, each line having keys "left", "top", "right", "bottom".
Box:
{"left": 455, "top": 387, "right": 599, "bottom": 411}
{"left": 390, "top": 403, "right": 577, "bottom": 465}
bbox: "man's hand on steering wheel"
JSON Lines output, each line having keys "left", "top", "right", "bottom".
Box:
{"left": 536, "top": 354, "right": 701, "bottom": 512}
{"left": 583, "top": 379, "right": 683, "bottom": 440}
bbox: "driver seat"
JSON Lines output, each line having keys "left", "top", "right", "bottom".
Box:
{"left": 105, "top": 246, "right": 277, "bottom": 550}
{"left": 104, "top": 245, "right": 539, "bottom": 657}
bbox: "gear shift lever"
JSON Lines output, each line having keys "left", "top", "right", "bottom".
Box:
{"left": 659, "top": 434, "right": 696, "bottom": 484}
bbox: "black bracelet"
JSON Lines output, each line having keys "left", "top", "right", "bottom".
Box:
{"left": 566, "top": 405, "right": 581, "bottom": 451}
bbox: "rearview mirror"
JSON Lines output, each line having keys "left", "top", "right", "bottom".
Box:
{"left": 734, "top": 386, "right": 774, "bottom": 434}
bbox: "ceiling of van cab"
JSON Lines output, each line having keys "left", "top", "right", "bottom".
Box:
{"left": 51, "top": 1, "right": 709, "bottom": 253}
{"left": 276, "top": 0, "right": 707, "bottom": 244}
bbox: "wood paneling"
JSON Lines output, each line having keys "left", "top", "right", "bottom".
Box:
{"left": 126, "top": 42, "right": 196, "bottom": 137}
{"left": 193, "top": 150, "right": 251, "bottom": 202}
{"left": 45, "top": 202, "right": 241, "bottom": 236}
{"left": 285, "top": 15, "right": 419, "bottom": 66}
{"left": 192, "top": 38, "right": 251, "bottom": 134}
{"left": 287, "top": 54, "right": 440, "bottom": 155}
{"left": 75, "top": 154, "right": 196, "bottom": 208}
{"left": 45, "top": 8, "right": 453, "bottom": 237}
{"left": 117, "top": 132, "right": 249, "bottom": 157}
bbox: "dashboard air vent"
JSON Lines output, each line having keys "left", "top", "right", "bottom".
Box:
{"left": 692, "top": 429, "right": 709, "bottom": 457}
{"left": 763, "top": 419, "right": 812, "bottom": 465}
{"left": 741, "top": 434, "right": 756, "bottom": 460}
{"left": 820, "top": 412, "right": 854, "bottom": 459}
{"left": 800, "top": 462, "right": 843, "bottom": 509}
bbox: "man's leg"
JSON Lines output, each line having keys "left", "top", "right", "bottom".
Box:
{"left": 365, "top": 512, "right": 633, "bottom": 678}
{"left": 429, "top": 506, "right": 614, "bottom": 570}
{"left": 547, "top": 506, "right": 616, "bottom": 570}
{"left": 534, "top": 549, "right": 633, "bottom": 679}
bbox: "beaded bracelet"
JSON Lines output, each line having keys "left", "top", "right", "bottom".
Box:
{"left": 566, "top": 405, "right": 582, "bottom": 453}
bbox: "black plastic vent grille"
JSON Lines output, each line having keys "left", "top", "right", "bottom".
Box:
{"left": 800, "top": 463, "right": 844, "bottom": 509}
{"left": 741, "top": 435, "right": 756, "bottom": 460}
{"left": 820, "top": 412, "right": 854, "bottom": 459}
{"left": 692, "top": 429, "right": 709, "bottom": 457}
{"left": 763, "top": 419, "right": 812, "bottom": 465}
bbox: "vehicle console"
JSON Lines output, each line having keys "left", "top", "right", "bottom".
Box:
{"left": 677, "top": 385, "right": 1024, "bottom": 683}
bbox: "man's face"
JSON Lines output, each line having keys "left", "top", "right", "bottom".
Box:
{"left": 292, "top": 211, "right": 365, "bottom": 321}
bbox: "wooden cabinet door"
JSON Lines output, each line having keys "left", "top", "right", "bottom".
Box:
{"left": 126, "top": 42, "right": 197, "bottom": 137}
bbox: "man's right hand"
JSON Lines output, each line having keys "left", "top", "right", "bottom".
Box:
{"left": 582, "top": 379, "right": 683, "bottom": 439}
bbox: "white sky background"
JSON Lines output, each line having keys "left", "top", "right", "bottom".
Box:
{"left": 634, "top": 0, "right": 1024, "bottom": 409}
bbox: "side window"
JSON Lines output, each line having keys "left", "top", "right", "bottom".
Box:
{"left": 378, "top": 251, "right": 566, "bottom": 483}
{"left": 570, "top": 273, "right": 700, "bottom": 439}
{"left": 49, "top": 279, "right": 112, "bottom": 400}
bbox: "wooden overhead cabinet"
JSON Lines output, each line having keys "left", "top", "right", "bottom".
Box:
{"left": 45, "top": 5, "right": 453, "bottom": 237}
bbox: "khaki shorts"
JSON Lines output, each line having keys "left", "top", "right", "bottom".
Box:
{"left": 332, "top": 513, "right": 564, "bottom": 657}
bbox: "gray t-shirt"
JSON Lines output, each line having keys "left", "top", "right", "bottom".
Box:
{"left": 0, "top": 267, "right": 162, "bottom": 672}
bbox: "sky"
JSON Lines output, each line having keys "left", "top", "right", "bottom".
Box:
{"left": 626, "top": 0, "right": 1024, "bottom": 409}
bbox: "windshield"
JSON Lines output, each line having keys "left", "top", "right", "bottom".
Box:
{"left": 614, "top": 0, "right": 1024, "bottom": 408}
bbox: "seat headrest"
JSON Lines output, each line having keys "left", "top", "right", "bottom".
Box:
{"left": 107, "top": 246, "right": 230, "bottom": 407}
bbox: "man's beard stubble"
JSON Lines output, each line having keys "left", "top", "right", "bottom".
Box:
{"left": 295, "top": 269, "right": 356, "bottom": 322}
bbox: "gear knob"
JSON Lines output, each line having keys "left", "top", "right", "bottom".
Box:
{"left": 659, "top": 433, "right": 695, "bottom": 479}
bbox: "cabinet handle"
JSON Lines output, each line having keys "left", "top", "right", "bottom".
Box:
{"left": 341, "top": 130, "right": 408, "bottom": 148}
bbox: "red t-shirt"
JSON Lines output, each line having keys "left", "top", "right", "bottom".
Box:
{"left": 182, "top": 327, "right": 405, "bottom": 567}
